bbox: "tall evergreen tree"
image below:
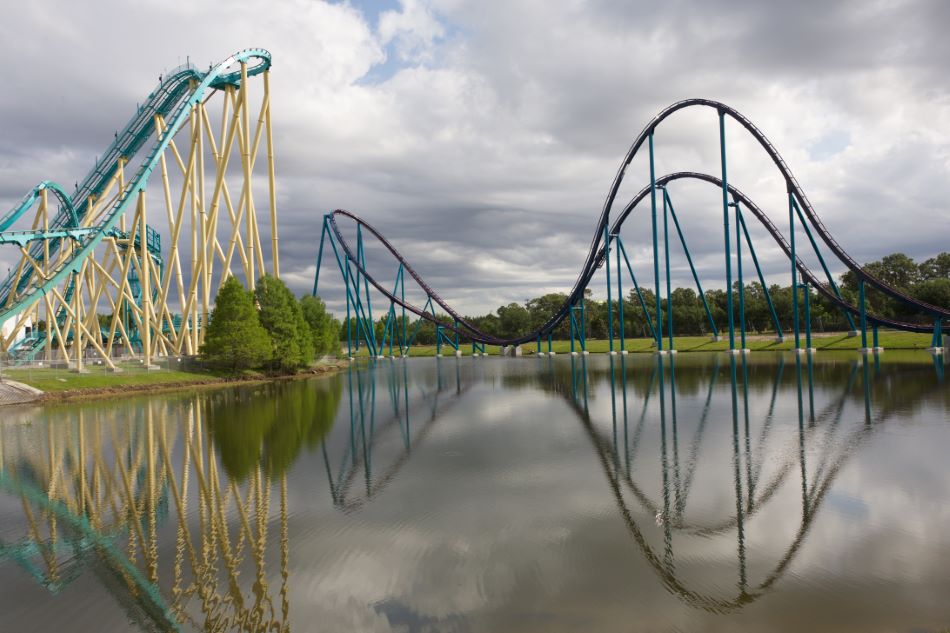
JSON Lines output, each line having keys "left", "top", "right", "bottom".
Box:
{"left": 255, "top": 274, "right": 313, "bottom": 371}
{"left": 200, "top": 277, "right": 271, "bottom": 373}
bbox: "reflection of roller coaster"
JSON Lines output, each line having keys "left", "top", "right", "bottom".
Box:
{"left": 0, "top": 49, "right": 279, "bottom": 369}
{"left": 0, "top": 398, "right": 294, "bottom": 632}
{"left": 323, "top": 358, "right": 475, "bottom": 512}
{"left": 314, "top": 100, "right": 948, "bottom": 357}
{"left": 559, "top": 352, "right": 945, "bottom": 612}
{"left": 318, "top": 353, "right": 945, "bottom": 614}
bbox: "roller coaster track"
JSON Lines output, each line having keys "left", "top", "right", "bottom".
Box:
{"left": 1, "top": 48, "right": 279, "bottom": 366}
{"left": 317, "top": 99, "right": 948, "bottom": 350}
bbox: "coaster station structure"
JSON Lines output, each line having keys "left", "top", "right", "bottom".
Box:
{"left": 313, "top": 100, "right": 949, "bottom": 358}
{"left": 0, "top": 48, "right": 280, "bottom": 370}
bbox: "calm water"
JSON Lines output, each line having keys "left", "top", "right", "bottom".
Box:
{"left": 1, "top": 352, "right": 949, "bottom": 632}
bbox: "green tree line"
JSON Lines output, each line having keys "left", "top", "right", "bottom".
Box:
{"left": 338, "top": 251, "right": 950, "bottom": 345}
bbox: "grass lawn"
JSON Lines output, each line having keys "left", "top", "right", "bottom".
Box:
{"left": 348, "top": 330, "right": 938, "bottom": 357}
{"left": 3, "top": 358, "right": 346, "bottom": 394}
{"left": 2, "top": 365, "right": 221, "bottom": 393}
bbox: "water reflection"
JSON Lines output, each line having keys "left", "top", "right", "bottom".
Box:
{"left": 560, "top": 351, "right": 947, "bottom": 613}
{"left": 324, "top": 359, "right": 472, "bottom": 511}
{"left": 0, "top": 378, "right": 342, "bottom": 632}
{"left": 1, "top": 351, "right": 948, "bottom": 631}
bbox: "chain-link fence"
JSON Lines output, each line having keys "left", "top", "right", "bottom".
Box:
{"left": 0, "top": 349, "right": 200, "bottom": 387}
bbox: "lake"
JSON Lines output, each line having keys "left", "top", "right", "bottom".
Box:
{"left": 0, "top": 351, "right": 948, "bottom": 632}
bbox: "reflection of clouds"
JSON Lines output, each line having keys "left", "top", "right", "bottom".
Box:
{"left": 2, "top": 355, "right": 949, "bottom": 631}
{"left": 297, "top": 354, "right": 950, "bottom": 631}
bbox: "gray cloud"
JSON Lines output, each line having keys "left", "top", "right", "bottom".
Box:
{"left": 1, "top": 0, "right": 949, "bottom": 319}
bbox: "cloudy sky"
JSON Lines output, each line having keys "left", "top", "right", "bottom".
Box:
{"left": 1, "top": 0, "right": 949, "bottom": 317}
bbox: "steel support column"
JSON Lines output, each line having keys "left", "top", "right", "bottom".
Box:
{"left": 719, "top": 111, "right": 735, "bottom": 351}
{"left": 789, "top": 190, "right": 801, "bottom": 350}
{"left": 649, "top": 131, "right": 663, "bottom": 352}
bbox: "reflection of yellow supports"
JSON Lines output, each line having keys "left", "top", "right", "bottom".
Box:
{"left": 2, "top": 391, "right": 296, "bottom": 630}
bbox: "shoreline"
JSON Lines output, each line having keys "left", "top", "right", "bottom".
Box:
{"left": 3, "top": 361, "right": 349, "bottom": 406}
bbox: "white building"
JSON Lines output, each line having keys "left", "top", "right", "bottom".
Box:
{"left": 1, "top": 314, "right": 33, "bottom": 347}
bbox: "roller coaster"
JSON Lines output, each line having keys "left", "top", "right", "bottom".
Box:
{"left": 314, "top": 99, "right": 949, "bottom": 359}
{"left": 0, "top": 48, "right": 279, "bottom": 370}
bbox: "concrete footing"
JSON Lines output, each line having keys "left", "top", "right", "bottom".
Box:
{"left": 847, "top": 330, "right": 859, "bottom": 337}
{"left": 873, "top": 347, "right": 884, "bottom": 354}
{"left": 621, "top": 350, "right": 628, "bottom": 355}
{"left": 740, "top": 348, "right": 751, "bottom": 354}
{"left": 728, "top": 349, "right": 741, "bottom": 355}
{"left": 712, "top": 335, "right": 722, "bottom": 342}
{"left": 549, "top": 351, "right": 557, "bottom": 356}
{"left": 436, "top": 353, "right": 443, "bottom": 358}
{"left": 928, "top": 347, "right": 944, "bottom": 355}
{"left": 571, "top": 351, "right": 579, "bottom": 356}
{"left": 455, "top": 350, "right": 462, "bottom": 357}
{"left": 859, "top": 347, "right": 872, "bottom": 354}
{"left": 807, "top": 348, "right": 817, "bottom": 354}
{"left": 609, "top": 350, "right": 617, "bottom": 356}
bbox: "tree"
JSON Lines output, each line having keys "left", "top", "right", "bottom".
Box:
{"left": 200, "top": 277, "right": 271, "bottom": 373}
{"left": 301, "top": 295, "right": 341, "bottom": 357}
{"left": 912, "top": 278, "right": 950, "bottom": 310}
{"left": 920, "top": 253, "right": 950, "bottom": 280}
{"left": 255, "top": 274, "right": 313, "bottom": 372}
{"left": 497, "top": 302, "right": 530, "bottom": 339}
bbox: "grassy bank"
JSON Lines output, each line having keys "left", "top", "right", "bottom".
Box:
{"left": 2, "top": 359, "right": 347, "bottom": 399}
{"left": 349, "top": 330, "right": 938, "bottom": 357}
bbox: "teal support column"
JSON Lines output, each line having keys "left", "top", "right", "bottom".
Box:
{"left": 326, "top": 227, "right": 375, "bottom": 356}
{"left": 734, "top": 200, "right": 746, "bottom": 350}
{"left": 548, "top": 332, "right": 553, "bottom": 354}
{"left": 873, "top": 325, "right": 879, "bottom": 350}
{"left": 400, "top": 264, "right": 407, "bottom": 353}
{"left": 580, "top": 294, "right": 588, "bottom": 351}
{"left": 618, "top": 237, "right": 657, "bottom": 340}
{"left": 792, "top": 200, "right": 857, "bottom": 332}
{"left": 662, "top": 187, "right": 674, "bottom": 351}
{"left": 932, "top": 318, "right": 943, "bottom": 350}
{"left": 312, "top": 216, "right": 328, "bottom": 296}
{"left": 616, "top": 230, "right": 626, "bottom": 352}
{"left": 665, "top": 190, "right": 718, "bottom": 338}
{"left": 859, "top": 279, "right": 868, "bottom": 350}
{"left": 719, "top": 111, "right": 735, "bottom": 351}
{"left": 649, "top": 131, "right": 663, "bottom": 352}
{"left": 570, "top": 302, "right": 576, "bottom": 354}
{"left": 804, "top": 282, "right": 812, "bottom": 349}
{"left": 356, "top": 226, "right": 378, "bottom": 355}
{"left": 537, "top": 333, "right": 542, "bottom": 356}
{"left": 605, "top": 224, "right": 615, "bottom": 352}
{"left": 344, "top": 260, "right": 352, "bottom": 358}
{"left": 436, "top": 325, "right": 442, "bottom": 356}
{"left": 738, "top": 212, "right": 783, "bottom": 338}
{"left": 789, "top": 190, "right": 801, "bottom": 350}
{"left": 406, "top": 296, "right": 435, "bottom": 352}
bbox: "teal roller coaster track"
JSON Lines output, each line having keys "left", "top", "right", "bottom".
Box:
{"left": 314, "top": 100, "right": 949, "bottom": 358}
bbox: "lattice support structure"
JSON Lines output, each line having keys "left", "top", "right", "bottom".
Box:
{"left": 0, "top": 50, "right": 279, "bottom": 367}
